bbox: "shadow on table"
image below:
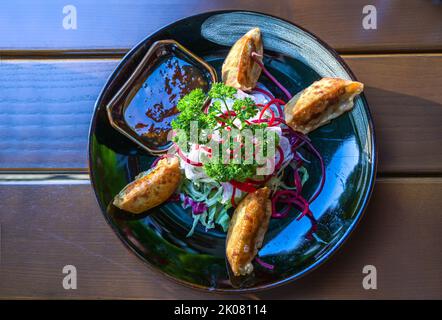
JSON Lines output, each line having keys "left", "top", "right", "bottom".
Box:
{"left": 359, "top": 86, "right": 442, "bottom": 173}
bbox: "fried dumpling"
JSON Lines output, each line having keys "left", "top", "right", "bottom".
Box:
{"left": 113, "top": 156, "right": 181, "bottom": 214}
{"left": 284, "top": 77, "right": 364, "bottom": 134}
{"left": 222, "top": 27, "right": 263, "bottom": 91}
{"left": 226, "top": 187, "right": 271, "bottom": 276}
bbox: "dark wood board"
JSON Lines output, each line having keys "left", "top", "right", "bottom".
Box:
{"left": 0, "top": 178, "right": 440, "bottom": 299}
{"left": 0, "top": 0, "right": 440, "bottom": 53}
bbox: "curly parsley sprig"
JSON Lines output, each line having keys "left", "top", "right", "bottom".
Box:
{"left": 171, "top": 83, "right": 278, "bottom": 182}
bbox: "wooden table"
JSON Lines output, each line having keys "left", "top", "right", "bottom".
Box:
{"left": 0, "top": 1, "right": 441, "bottom": 299}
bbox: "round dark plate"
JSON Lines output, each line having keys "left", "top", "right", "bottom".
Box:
{"left": 88, "top": 11, "right": 376, "bottom": 292}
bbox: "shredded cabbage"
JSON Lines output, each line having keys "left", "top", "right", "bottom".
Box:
{"left": 180, "top": 193, "right": 208, "bottom": 214}
{"left": 182, "top": 179, "right": 232, "bottom": 237}
{"left": 176, "top": 86, "right": 310, "bottom": 237}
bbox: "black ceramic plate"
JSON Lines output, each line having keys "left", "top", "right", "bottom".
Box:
{"left": 88, "top": 11, "right": 376, "bottom": 292}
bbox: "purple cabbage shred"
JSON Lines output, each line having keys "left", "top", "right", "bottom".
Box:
{"left": 180, "top": 194, "right": 208, "bottom": 215}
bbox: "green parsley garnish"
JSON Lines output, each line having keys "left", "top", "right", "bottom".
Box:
{"left": 203, "top": 162, "right": 256, "bottom": 182}
{"left": 208, "top": 82, "right": 237, "bottom": 100}
{"left": 171, "top": 83, "right": 278, "bottom": 182}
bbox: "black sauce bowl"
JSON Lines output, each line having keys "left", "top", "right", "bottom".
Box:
{"left": 106, "top": 39, "right": 217, "bottom": 155}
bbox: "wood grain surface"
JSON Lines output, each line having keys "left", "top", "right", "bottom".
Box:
{"left": 1, "top": 0, "right": 441, "bottom": 300}
{"left": 0, "top": 0, "right": 441, "bottom": 53}
{"left": 0, "top": 179, "right": 440, "bottom": 299}
{"left": 346, "top": 54, "right": 442, "bottom": 174}
{"left": 1, "top": 54, "right": 441, "bottom": 173}
{"left": 0, "top": 59, "right": 117, "bottom": 170}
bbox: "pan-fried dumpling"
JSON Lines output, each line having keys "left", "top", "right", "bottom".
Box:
{"left": 222, "top": 27, "right": 263, "bottom": 91}
{"left": 113, "top": 156, "right": 181, "bottom": 214}
{"left": 284, "top": 77, "right": 364, "bottom": 134}
{"left": 226, "top": 187, "right": 271, "bottom": 276}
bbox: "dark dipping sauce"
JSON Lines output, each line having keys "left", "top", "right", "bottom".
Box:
{"left": 124, "top": 56, "right": 209, "bottom": 149}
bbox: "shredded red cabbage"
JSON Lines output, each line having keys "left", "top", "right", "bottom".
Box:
{"left": 230, "top": 186, "right": 237, "bottom": 208}
{"left": 180, "top": 193, "right": 208, "bottom": 215}
{"left": 174, "top": 143, "right": 203, "bottom": 167}
{"left": 270, "top": 122, "right": 325, "bottom": 221}
{"left": 230, "top": 180, "right": 258, "bottom": 193}
{"left": 255, "top": 257, "right": 274, "bottom": 270}
{"left": 281, "top": 121, "right": 326, "bottom": 203}
{"left": 251, "top": 52, "right": 293, "bottom": 101}
{"left": 252, "top": 86, "right": 275, "bottom": 100}
{"left": 254, "top": 97, "right": 325, "bottom": 226}
{"left": 267, "top": 98, "right": 286, "bottom": 118}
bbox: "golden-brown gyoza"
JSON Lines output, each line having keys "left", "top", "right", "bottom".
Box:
{"left": 284, "top": 77, "right": 364, "bottom": 134}
{"left": 113, "top": 156, "right": 181, "bottom": 214}
{"left": 226, "top": 187, "right": 272, "bottom": 276}
{"left": 221, "top": 27, "right": 263, "bottom": 91}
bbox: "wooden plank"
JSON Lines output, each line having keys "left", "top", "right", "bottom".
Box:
{"left": 346, "top": 54, "right": 442, "bottom": 174}
{"left": 255, "top": 178, "right": 442, "bottom": 299}
{"left": 0, "top": 178, "right": 440, "bottom": 299}
{"left": 0, "top": 0, "right": 440, "bottom": 53}
{"left": 289, "top": 0, "right": 442, "bottom": 53}
{"left": 0, "top": 180, "right": 243, "bottom": 300}
{"left": 0, "top": 59, "right": 117, "bottom": 169}
{"left": 1, "top": 54, "right": 441, "bottom": 173}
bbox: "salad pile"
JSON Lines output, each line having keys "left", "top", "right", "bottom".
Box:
{"left": 168, "top": 78, "right": 324, "bottom": 237}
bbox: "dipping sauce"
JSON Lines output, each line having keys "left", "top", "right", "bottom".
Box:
{"left": 124, "top": 55, "right": 209, "bottom": 149}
